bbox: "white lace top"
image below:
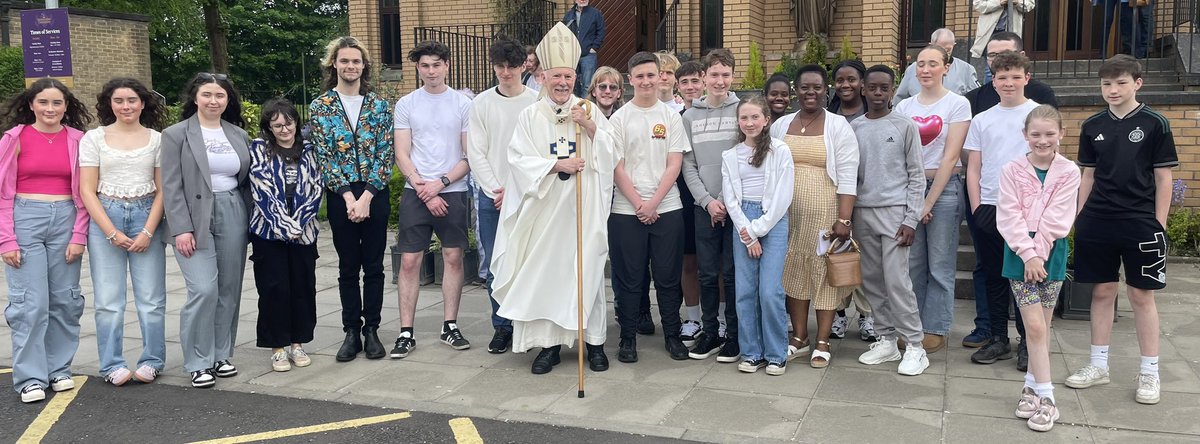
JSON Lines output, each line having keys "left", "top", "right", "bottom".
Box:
{"left": 78, "top": 127, "right": 162, "bottom": 197}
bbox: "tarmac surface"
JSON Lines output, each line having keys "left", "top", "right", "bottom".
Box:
{"left": 2, "top": 231, "right": 1200, "bottom": 443}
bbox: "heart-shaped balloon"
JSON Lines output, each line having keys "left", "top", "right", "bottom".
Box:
{"left": 912, "top": 115, "right": 944, "bottom": 146}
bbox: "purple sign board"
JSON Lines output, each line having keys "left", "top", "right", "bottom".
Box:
{"left": 21, "top": 8, "right": 73, "bottom": 79}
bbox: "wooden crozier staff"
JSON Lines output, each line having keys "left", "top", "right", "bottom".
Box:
{"left": 575, "top": 98, "right": 592, "bottom": 398}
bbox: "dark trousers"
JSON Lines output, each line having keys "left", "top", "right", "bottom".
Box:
{"left": 251, "top": 235, "right": 318, "bottom": 347}
{"left": 326, "top": 184, "right": 390, "bottom": 333}
{"left": 972, "top": 204, "right": 1025, "bottom": 341}
{"left": 609, "top": 211, "right": 685, "bottom": 340}
{"left": 694, "top": 206, "right": 737, "bottom": 338}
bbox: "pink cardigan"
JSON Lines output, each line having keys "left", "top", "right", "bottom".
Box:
{"left": 0, "top": 125, "right": 90, "bottom": 253}
{"left": 996, "top": 153, "right": 1081, "bottom": 263}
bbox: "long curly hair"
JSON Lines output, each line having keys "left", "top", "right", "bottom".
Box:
{"left": 0, "top": 78, "right": 94, "bottom": 132}
{"left": 321, "top": 36, "right": 373, "bottom": 95}
{"left": 179, "top": 73, "right": 245, "bottom": 128}
{"left": 736, "top": 95, "right": 773, "bottom": 168}
{"left": 96, "top": 77, "right": 166, "bottom": 130}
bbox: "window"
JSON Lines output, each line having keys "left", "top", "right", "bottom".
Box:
{"left": 380, "top": 0, "right": 402, "bottom": 67}
{"left": 906, "top": 0, "right": 945, "bottom": 47}
{"left": 700, "top": 0, "right": 723, "bottom": 55}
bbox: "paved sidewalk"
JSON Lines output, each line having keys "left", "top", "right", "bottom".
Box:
{"left": 3, "top": 234, "right": 1199, "bottom": 443}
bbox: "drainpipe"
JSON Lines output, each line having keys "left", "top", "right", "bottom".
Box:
{"left": 1, "top": 0, "right": 10, "bottom": 46}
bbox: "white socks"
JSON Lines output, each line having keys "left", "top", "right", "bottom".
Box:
{"left": 686, "top": 304, "right": 701, "bottom": 323}
{"left": 1090, "top": 345, "right": 1110, "bottom": 369}
{"left": 1140, "top": 356, "right": 1160, "bottom": 377}
{"left": 1034, "top": 382, "right": 1055, "bottom": 403}
{"left": 1024, "top": 372, "right": 1037, "bottom": 390}
{"left": 718, "top": 302, "right": 727, "bottom": 326}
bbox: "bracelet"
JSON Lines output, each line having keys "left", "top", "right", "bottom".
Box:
{"left": 105, "top": 230, "right": 118, "bottom": 241}
{"left": 140, "top": 228, "right": 153, "bottom": 237}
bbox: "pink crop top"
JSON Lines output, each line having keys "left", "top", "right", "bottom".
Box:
{"left": 16, "top": 126, "right": 73, "bottom": 195}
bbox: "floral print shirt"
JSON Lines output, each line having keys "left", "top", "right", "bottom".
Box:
{"left": 308, "top": 89, "right": 394, "bottom": 194}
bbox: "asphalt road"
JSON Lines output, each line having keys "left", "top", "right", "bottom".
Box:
{"left": 0, "top": 368, "right": 691, "bottom": 444}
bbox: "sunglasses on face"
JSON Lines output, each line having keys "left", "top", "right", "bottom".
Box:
{"left": 595, "top": 83, "right": 620, "bottom": 92}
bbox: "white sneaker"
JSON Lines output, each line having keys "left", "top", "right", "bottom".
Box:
{"left": 20, "top": 384, "right": 46, "bottom": 403}
{"left": 858, "top": 316, "right": 878, "bottom": 341}
{"left": 679, "top": 320, "right": 702, "bottom": 347}
{"left": 49, "top": 376, "right": 75, "bottom": 392}
{"left": 1135, "top": 373, "right": 1161, "bottom": 404}
{"left": 897, "top": 347, "right": 930, "bottom": 376}
{"left": 858, "top": 337, "right": 901, "bottom": 365}
{"left": 271, "top": 350, "right": 291, "bottom": 372}
{"left": 1065, "top": 364, "right": 1110, "bottom": 389}
{"left": 831, "top": 314, "right": 848, "bottom": 339}
{"left": 104, "top": 368, "right": 133, "bottom": 387}
{"left": 290, "top": 346, "right": 312, "bottom": 367}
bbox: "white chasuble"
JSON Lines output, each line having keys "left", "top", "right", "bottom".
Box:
{"left": 491, "top": 96, "right": 619, "bottom": 352}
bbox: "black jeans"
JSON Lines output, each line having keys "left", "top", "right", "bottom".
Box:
{"left": 972, "top": 204, "right": 1025, "bottom": 341}
{"left": 694, "top": 206, "right": 737, "bottom": 338}
{"left": 326, "top": 183, "right": 390, "bottom": 333}
{"left": 251, "top": 235, "right": 318, "bottom": 348}
{"left": 608, "top": 211, "right": 685, "bottom": 340}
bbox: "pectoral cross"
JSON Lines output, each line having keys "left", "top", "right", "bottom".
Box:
{"left": 552, "top": 134, "right": 577, "bottom": 181}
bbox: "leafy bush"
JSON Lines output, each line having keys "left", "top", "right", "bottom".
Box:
{"left": 1167, "top": 208, "right": 1200, "bottom": 256}
{"left": 740, "top": 42, "right": 766, "bottom": 90}
{"left": 387, "top": 170, "right": 407, "bottom": 228}
{"left": 799, "top": 32, "right": 830, "bottom": 71}
{"left": 161, "top": 101, "right": 261, "bottom": 130}
{"left": 836, "top": 36, "right": 857, "bottom": 63}
{"left": 774, "top": 52, "right": 801, "bottom": 82}
{"left": 0, "top": 47, "right": 23, "bottom": 102}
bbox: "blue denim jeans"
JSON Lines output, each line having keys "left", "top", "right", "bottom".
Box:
{"left": 88, "top": 195, "right": 167, "bottom": 376}
{"left": 732, "top": 201, "right": 789, "bottom": 363}
{"left": 5, "top": 198, "right": 83, "bottom": 393}
{"left": 909, "top": 174, "right": 960, "bottom": 336}
{"left": 475, "top": 189, "right": 510, "bottom": 331}
{"left": 575, "top": 53, "right": 598, "bottom": 97}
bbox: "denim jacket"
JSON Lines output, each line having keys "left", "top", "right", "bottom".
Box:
{"left": 308, "top": 90, "right": 394, "bottom": 195}
{"left": 562, "top": 5, "right": 606, "bottom": 53}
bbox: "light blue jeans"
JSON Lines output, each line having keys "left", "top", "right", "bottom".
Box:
{"left": 732, "top": 201, "right": 789, "bottom": 363}
{"left": 909, "top": 174, "right": 961, "bottom": 336}
{"left": 88, "top": 195, "right": 166, "bottom": 377}
{"left": 4, "top": 198, "right": 83, "bottom": 393}
{"left": 575, "top": 53, "right": 598, "bottom": 97}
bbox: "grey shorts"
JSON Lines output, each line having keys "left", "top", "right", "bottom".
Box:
{"left": 396, "top": 188, "right": 470, "bottom": 253}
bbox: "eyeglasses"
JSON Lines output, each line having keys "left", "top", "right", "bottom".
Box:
{"left": 595, "top": 83, "right": 620, "bottom": 92}
{"left": 199, "top": 72, "right": 228, "bottom": 81}
{"left": 270, "top": 122, "right": 295, "bottom": 131}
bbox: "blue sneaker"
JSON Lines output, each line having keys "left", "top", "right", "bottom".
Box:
{"left": 962, "top": 328, "right": 989, "bottom": 348}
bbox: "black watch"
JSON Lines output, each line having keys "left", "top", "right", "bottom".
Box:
{"left": 440, "top": 176, "right": 451, "bottom": 187}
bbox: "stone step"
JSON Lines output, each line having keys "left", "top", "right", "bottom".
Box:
{"left": 954, "top": 270, "right": 977, "bottom": 300}
{"left": 957, "top": 244, "right": 976, "bottom": 273}
{"left": 1030, "top": 57, "right": 1177, "bottom": 74}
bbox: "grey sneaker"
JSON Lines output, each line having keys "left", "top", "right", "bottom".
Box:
{"left": 289, "top": 345, "right": 312, "bottom": 367}
{"left": 1135, "top": 373, "right": 1161, "bottom": 404}
{"left": 1065, "top": 364, "right": 1110, "bottom": 389}
{"left": 830, "top": 314, "right": 848, "bottom": 339}
{"left": 1026, "top": 397, "right": 1060, "bottom": 432}
{"left": 1015, "top": 387, "right": 1039, "bottom": 419}
{"left": 271, "top": 350, "right": 291, "bottom": 372}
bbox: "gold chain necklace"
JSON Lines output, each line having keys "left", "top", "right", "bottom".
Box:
{"left": 799, "top": 112, "right": 821, "bottom": 134}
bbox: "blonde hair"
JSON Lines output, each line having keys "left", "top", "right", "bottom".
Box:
{"left": 588, "top": 65, "right": 625, "bottom": 110}
{"left": 655, "top": 51, "right": 681, "bottom": 72}
{"left": 1024, "top": 104, "right": 1064, "bottom": 130}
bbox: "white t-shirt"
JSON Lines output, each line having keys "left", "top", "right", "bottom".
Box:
{"left": 737, "top": 143, "right": 765, "bottom": 201}
{"left": 340, "top": 94, "right": 364, "bottom": 131}
{"left": 608, "top": 100, "right": 691, "bottom": 215}
{"left": 964, "top": 99, "right": 1040, "bottom": 205}
{"left": 894, "top": 92, "right": 972, "bottom": 170}
{"left": 394, "top": 87, "right": 472, "bottom": 193}
{"left": 202, "top": 126, "right": 241, "bottom": 192}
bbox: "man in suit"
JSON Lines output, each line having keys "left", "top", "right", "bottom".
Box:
{"left": 563, "top": 0, "right": 606, "bottom": 97}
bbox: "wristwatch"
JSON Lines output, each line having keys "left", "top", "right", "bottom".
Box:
{"left": 440, "top": 176, "right": 451, "bottom": 187}
{"left": 837, "top": 218, "right": 852, "bottom": 227}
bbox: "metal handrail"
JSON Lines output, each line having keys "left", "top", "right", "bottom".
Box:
{"left": 655, "top": 0, "right": 680, "bottom": 53}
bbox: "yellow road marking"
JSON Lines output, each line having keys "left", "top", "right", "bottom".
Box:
{"left": 0, "top": 368, "right": 12, "bottom": 374}
{"left": 449, "top": 417, "right": 483, "bottom": 444}
{"left": 188, "top": 412, "right": 412, "bottom": 444}
{"left": 18, "top": 375, "right": 87, "bottom": 444}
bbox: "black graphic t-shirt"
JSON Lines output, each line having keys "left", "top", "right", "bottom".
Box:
{"left": 1078, "top": 103, "right": 1179, "bottom": 219}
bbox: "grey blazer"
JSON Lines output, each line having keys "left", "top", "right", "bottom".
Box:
{"left": 161, "top": 115, "right": 251, "bottom": 250}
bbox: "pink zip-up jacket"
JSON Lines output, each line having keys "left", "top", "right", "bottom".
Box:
{"left": 996, "top": 153, "right": 1081, "bottom": 263}
{"left": 0, "top": 124, "right": 90, "bottom": 254}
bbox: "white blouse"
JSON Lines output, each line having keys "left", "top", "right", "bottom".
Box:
{"left": 78, "top": 127, "right": 162, "bottom": 198}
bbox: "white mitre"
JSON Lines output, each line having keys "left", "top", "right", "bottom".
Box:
{"left": 536, "top": 22, "right": 581, "bottom": 72}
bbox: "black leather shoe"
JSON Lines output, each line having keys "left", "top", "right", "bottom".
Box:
{"left": 586, "top": 343, "right": 609, "bottom": 371}
{"left": 336, "top": 330, "right": 363, "bottom": 362}
{"left": 362, "top": 327, "right": 386, "bottom": 360}
{"left": 531, "top": 346, "right": 562, "bottom": 374}
{"left": 666, "top": 336, "right": 689, "bottom": 360}
{"left": 637, "top": 312, "right": 655, "bottom": 335}
{"left": 1016, "top": 337, "right": 1029, "bottom": 372}
{"left": 617, "top": 337, "right": 638, "bottom": 363}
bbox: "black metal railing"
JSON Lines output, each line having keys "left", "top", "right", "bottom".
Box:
{"left": 655, "top": 0, "right": 680, "bottom": 53}
{"left": 510, "top": 0, "right": 558, "bottom": 32}
{"left": 412, "top": 22, "right": 551, "bottom": 94}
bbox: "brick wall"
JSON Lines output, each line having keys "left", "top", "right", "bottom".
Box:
{"left": 7, "top": 7, "right": 151, "bottom": 112}
{"left": 1059, "top": 104, "right": 1200, "bottom": 207}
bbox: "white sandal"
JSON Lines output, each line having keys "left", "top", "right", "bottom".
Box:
{"left": 787, "top": 337, "right": 811, "bottom": 361}
{"left": 811, "top": 340, "right": 832, "bottom": 368}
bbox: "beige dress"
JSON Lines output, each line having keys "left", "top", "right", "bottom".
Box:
{"left": 782, "top": 134, "right": 851, "bottom": 310}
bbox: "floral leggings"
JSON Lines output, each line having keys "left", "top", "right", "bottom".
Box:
{"left": 1010, "top": 280, "right": 1063, "bottom": 308}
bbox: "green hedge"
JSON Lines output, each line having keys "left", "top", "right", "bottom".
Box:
{"left": 0, "top": 47, "right": 24, "bottom": 102}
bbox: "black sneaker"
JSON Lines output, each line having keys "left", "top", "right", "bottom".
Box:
{"left": 665, "top": 336, "right": 689, "bottom": 360}
{"left": 191, "top": 370, "right": 216, "bottom": 388}
{"left": 211, "top": 360, "right": 237, "bottom": 378}
{"left": 688, "top": 333, "right": 724, "bottom": 360}
{"left": 488, "top": 329, "right": 512, "bottom": 354}
{"left": 390, "top": 336, "right": 416, "bottom": 359}
{"left": 716, "top": 338, "right": 741, "bottom": 363}
{"left": 1016, "top": 337, "right": 1029, "bottom": 372}
{"left": 440, "top": 323, "right": 471, "bottom": 350}
{"left": 970, "top": 336, "right": 1013, "bottom": 364}
{"left": 617, "top": 337, "right": 638, "bottom": 363}
{"left": 637, "top": 312, "right": 655, "bottom": 335}
{"left": 679, "top": 320, "right": 702, "bottom": 347}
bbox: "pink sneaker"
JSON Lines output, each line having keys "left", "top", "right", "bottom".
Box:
{"left": 105, "top": 368, "right": 133, "bottom": 386}
{"left": 132, "top": 365, "right": 158, "bottom": 384}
